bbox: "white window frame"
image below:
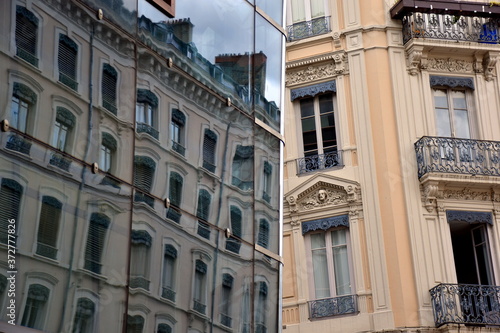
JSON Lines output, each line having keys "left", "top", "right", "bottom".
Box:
{"left": 305, "top": 227, "right": 354, "bottom": 300}
{"left": 432, "top": 87, "right": 475, "bottom": 139}
{"left": 286, "top": 0, "right": 330, "bottom": 25}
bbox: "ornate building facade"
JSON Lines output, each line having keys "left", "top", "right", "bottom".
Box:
{"left": 0, "top": 0, "right": 284, "bottom": 332}
{"left": 283, "top": 0, "right": 500, "bottom": 332}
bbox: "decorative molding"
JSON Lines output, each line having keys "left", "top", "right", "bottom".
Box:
{"left": 441, "top": 188, "right": 491, "bottom": 201}
{"left": 299, "top": 188, "right": 347, "bottom": 211}
{"left": 421, "top": 181, "right": 440, "bottom": 213}
{"left": 302, "top": 214, "right": 349, "bottom": 235}
{"left": 406, "top": 44, "right": 426, "bottom": 75}
{"left": 446, "top": 210, "right": 493, "bottom": 225}
{"left": 290, "top": 81, "right": 336, "bottom": 101}
{"left": 426, "top": 58, "right": 474, "bottom": 73}
{"left": 286, "top": 52, "right": 348, "bottom": 86}
{"left": 482, "top": 51, "right": 499, "bottom": 81}
{"left": 429, "top": 76, "right": 475, "bottom": 90}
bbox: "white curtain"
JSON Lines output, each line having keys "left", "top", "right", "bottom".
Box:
{"left": 331, "top": 230, "right": 351, "bottom": 295}
{"left": 310, "top": 0, "right": 325, "bottom": 18}
{"left": 291, "top": 0, "right": 305, "bottom": 23}
{"left": 311, "top": 233, "right": 330, "bottom": 298}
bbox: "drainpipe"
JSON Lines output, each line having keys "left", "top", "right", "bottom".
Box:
{"left": 210, "top": 122, "right": 231, "bottom": 333}
{"left": 57, "top": 23, "right": 95, "bottom": 333}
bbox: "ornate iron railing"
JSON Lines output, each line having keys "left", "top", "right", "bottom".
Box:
{"left": 202, "top": 160, "right": 216, "bottom": 173}
{"left": 220, "top": 314, "right": 232, "bottom": 328}
{"left": 49, "top": 153, "right": 72, "bottom": 171}
{"left": 308, "top": 294, "right": 357, "bottom": 319}
{"left": 193, "top": 300, "right": 206, "bottom": 314}
{"left": 36, "top": 242, "right": 57, "bottom": 259}
{"left": 287, "top": 16, "right": 331, "bottom": 41}
{"left": 6, "top": 134, "right": 32, "bottom": 155}
{"left": 415, "top": 136, "right": 500, "bottom": 179}
{"left": 134, "top": 192, "right": 155, "bottom": 208}
{"left": 225, "top": 237, "right": 241, "bottom": 254}
{"left": 166, "top": 207, "right": 181, "bottom": 223}
{"left": 162, "top": 287, "right": 176, "bottom": 302}
{"left": 129, "top": 276, "right": 150, "bottom": 291}
{"left": 402, "top": 13, "right": 499, "bottom": 45}
{"left": 136, "top": 122, "right": 159, "bottom": 140}
{"left": 296, "top": 150, "right": 342, "bottom": 174}
{"left": 197, "top": 221, "right": 210, "bottom": 239}
{"left": 171, "top": 140, "right": 185, "bottom": 156}
{"left": 17, "top": 47, "right": 39, "bottom": 67}
{"left": 59, "top": 72, "right": 78, "bottom": 91}
{"left": 430, "top": 283, "right": 500, "bottom": 327}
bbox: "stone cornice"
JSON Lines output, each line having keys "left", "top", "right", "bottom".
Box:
{"left": 286, "top": 51, "right": 348, "bottom": 87}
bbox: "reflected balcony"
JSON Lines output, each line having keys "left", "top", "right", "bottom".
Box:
{"left": 415, "top": 136, "right": 500, "bottom": 179}
{"left": 220, "top": 314, "right": 232, "bottom": 328}
{"left": 193, "top": 300, "right": 206, "bottom": 315}
{"left": 49, "top": 153, "right": 72, "bottom": 171}
{"left": 59, "top": 72, "right": 78, "bottom": 91}
{"left": 308, "top": 294, "right": 358, "bottom": 319}
{"left": 202, "top": 160, "right": 216, "bottom": 173}
{"left": 162, "top": 287, "right": 176, "bottom": 302}
{"left": 171, "top": 140, "right": 185, "bottom": 156}
{"left": 6, "top": 134, "right": 32, "bottom": 155}
{"left": 166, "top": 206, "right": 181, "bottom": 223}
{"left": 16, "top": 46, "right": 38, "bottom": 67}
{"left": 287, "top": 16, "right": 331, "bottom": 42}
{"left": 130, "top": 276, "right": 150, "bottom": 291}
{"left": 137, "top": 122, "right": 159, "bottom": 140}
{"left": 296, "top": 150, "right": 342, "bottom": 175}
{"left": 197, "top": 221, "right": 210, "bottom": 239}
{"left": 134, "top": 191, "right": 155, "bottom": 208}
{"left": 430, "top": 283, "right": 500, "bottom": 327}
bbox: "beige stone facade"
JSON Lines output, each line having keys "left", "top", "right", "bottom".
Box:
{"left": 283, "top": 0, "right": 500, "bottom": 332}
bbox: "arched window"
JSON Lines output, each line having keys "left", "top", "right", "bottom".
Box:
{"left": 84, "top": 213, "right": 110, "bottom": 274}
{"left": 58, "top": 34, "right": 78, "bottom": 90}
{"left": 36, "top": 196, "right": 62, "bottom": 259}
{"left": 15, "top": 6, "right": 39, "bottom": 66}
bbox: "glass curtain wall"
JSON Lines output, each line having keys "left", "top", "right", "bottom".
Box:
{"left": 0, "top": 0, "right": 284, "bottom": 332}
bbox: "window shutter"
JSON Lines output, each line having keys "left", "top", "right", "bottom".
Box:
{"left": 102, "top": 64, "right": 117, "bottom": 113}
{"left": 58, "top": 35, "right": 78, "bottom": 84}
{"left": 36, "top": 196, "right": 62, "bottom": 259}
{"left": 169, "top": 172, "right": 183, "bottom": 207}
{"left": 258, "top": 219, "right": 269, "bottom": 248}
{"left": 84, "top": 213, "right": 110, "bottom": 274}
{"left": 196, "top": 189, "right": 211, "bottom": 220}
{"left": 203, "top": 130, "right": 217, "bottom": 166}
{"left": 0, "top": 179, "right": 23, "bottom": 244}
{"left": 15, "top": 6, "right": 38, "bottom": 65}
{"left": 230, "top": 206, "right": 242, "bottom": 238}
{"left": 133, "top": 156, "right": 156, "bottom": 192}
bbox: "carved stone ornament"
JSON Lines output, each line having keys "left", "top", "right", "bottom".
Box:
{"left": 294, "top": 181, "right": 358, "bottom": 211}
{"left": 426, "top": 58, "right": 474, "bottom": 73}
{"left": 442, "top": 188, "right": 491, "bottom": 201}
{"left": 482, "top": 51, "right": 499, "bottom": 81}
{"left": 287, "top": 195, "right": 298, "bottom": 213}
{"left": 406, "top": 44, "right": 426, "bottom": 75}
{"left": 286, "top": 63, "right": 338, "bottom": 86}
{"left": 421, "top": 181, "right": 440, "bottom": 213}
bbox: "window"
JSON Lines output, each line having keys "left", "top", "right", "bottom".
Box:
{"left": 0, "top": 178, "right": 22, "bottom": 244}
{"left": 21, "top": 284, "right": 49, "bottom": 329}
{"left": 84, "top": 213, "right": 110, "bottom": 275}
{"left": 255, "top": 282, "right": 268, "bottom": 332}
{"left": 257, "top": 219, "right": 270, "bottom": 249}
{"left": 58, "top": 34, "right": 78, "bottom": 90}
{"left": 166, "top": 172, "right": 183, "bottom": 223}
{"left": 287, "top": 0, "right": 330, "bottom": 40}
{"left": 133, "top": 156, "right": 156, "bottom": 208}
{"left": 52, "top": 107, "right": 75, "bottom": 151}
{"left": 130, "top": 230, "right": 152, "bottom": 290}
{"left": 193, "top": 260, "right": 207, "bottom": 314}
{"left": 72, "top": 298, "right": 95, "bottom": 333}
{"left": 433, "top": 88, "right": 471, "bottom": 138}
{"left": 231, "top": 145, "right": 254, "bottom": 190}
{"left": 136, "top": 89, "right": 159, "bottom": 139}
{"left": 310, "top": 228, "right": 352, "bottom": 299}
{"left": 102, "top": 64, "right": 117, "bottom": 114}
{"left": 100, "top": 133, "right": 117, "bottom": 173}
{"left": 241, "top": 285, "right": 251, "bottom": 333}
{"left": 262, "top": 161, "right": 272, "bottom": 203}
{"left": 162, "top": 245, "right": 177, "bottom": 301}
{"left": 203, "top": 129, "right": 217, "bottom": 172}
{"left": 196, "top": 189, "right": 211, "bottom": 239}
{"left": 35, "top": 196, "right": 62, "bottom": 259}
{"left": 11, "top": 82, "right": 36, "bottom": 133}
{"left": 157, "top": 323, "right": 172, "bottom": 333}
{"left": 220, "top": 274, "right": 233, "bottom": 327}
{"left": 170, "top": 109, "right": 185, "bottom": 155}
{"left": 15, "top": 6, "right": 39, "bottom": 66}
{"left": 127, "top": 315, "right": 145, "bottom": 333}
{"left": 226, "top": 206, "right": 242, "bottom": 254}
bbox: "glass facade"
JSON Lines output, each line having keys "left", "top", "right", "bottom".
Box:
{"left": 0, "top": 0, "right": 284, "bottom": 332}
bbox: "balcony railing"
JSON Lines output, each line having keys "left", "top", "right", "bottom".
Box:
{"left": 415, "top": 136, "right": 500, "bottom": 179}
{"left": 134, "top": 191, "right": 155, "bottom": 208}
{"left": 49, "top": 153, "right": 72, "bottom": 171}
{"left": 287, "top": 16, "right": 331, "bottom": 41}
{"left": 129, "top": 276, "right": 150, "bottom": 291}
{"left": 162, "top": 287, "right": 176, "bottom": 302}
{"left": 193, "top": 300, "right": 206, "bottom": 315}
{"left": 6, "top": 134, "right": 32, "bottom": 155}
{"left": 308, "top": 294, "right": 357, "bottom": 319}
{"left": 401, "top": 12, "right": 499, "bottom": 45}
{"left": 296, "top": 150, "right": 342, "bottom": 174}
{"left": 430, "top": 283, "right": 500, "bottom": 327}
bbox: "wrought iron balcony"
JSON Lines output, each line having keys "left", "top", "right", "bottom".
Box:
{"left": 49, "top": 153, "right": 72, "bottom": 171}
{"left": 287, "top": 16, "right": 331, "bottom": 41}
{"left": 296, "top": 150, "right": 342, "bottom": 174}
{"left": 129, "top": 276, "right": 150, "bottom": 290}
{"left": 36, "top": 242, "right": 57, "bottom": 260}
{"left": 220, "top": 314, "right": 232, "bottom": 328}
{"left": 6, "top": 134, "right": 32, "bottom": 155}
{"left": 430, "top": 283, "right": 500, "bottom": 327}
{"left": 162, "top": 287, "right": 176, "bottom": 302}
{"left": 193, "top": 300, "right": 206, "bottom": 314}
{"left": 197, "top": 221, "right": 210, "bottom": 239}
{"left": 59, "top": 72, "right": 78, "bottom": 91}
{"left": 136, "top": 122, "right": 159, "bottom": 140}
{"left": 166, "top": 207, "right": 181, "bottom": 223}
{"left": 415, "top": 136, "right": 500, "bottom": 179}
{"left": 401, "top": 12, "right": 500, "bottom": 45}
{"left": 134, "top": 191, "right": 155, "bottom": 208}
{"left": 171, "top": 140, "right": 185, "bottom": 156}
{"left": 308, "top": 294, "right": 357, "bottom": 319}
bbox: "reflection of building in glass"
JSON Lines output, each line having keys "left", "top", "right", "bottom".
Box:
{"left": 0, "top": 0, "right": 284, "bottom": 332}
{"left": 283, "top": 0, "right": 500, "bottom": 333}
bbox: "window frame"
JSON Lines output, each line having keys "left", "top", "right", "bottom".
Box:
{"left": 432, "top": 87, "right": 475, "bottom": 139}
{"left": 101, "top": 63, "right": 118, "bottom": 115}
{"left": 15, "top": 5, "right": 39, "bottom": 67}
{"left": 161, "top": 244, "right": 178, "bottom": 302}
{"left": 20, "top": 283, "right": 50, "bottom": 329}
{"left": 71, "top": 297, "right": 96, "bottom": 333}
{"left": 305, "top": 227, "right": 354, "bottom": 300}
{"left": 58, "top": 34, "right": 78, "bottom": 90}
{"left": 35, "top": 196, "right": 62, "bottom": 260}
{"left": 83, "top": 213, "right": 111, "bottom": 275}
